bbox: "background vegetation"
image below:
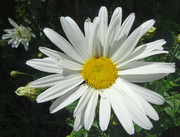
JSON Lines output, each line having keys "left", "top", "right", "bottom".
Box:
{"left": 0, "top": 0, "right": 179, "bottom": 137}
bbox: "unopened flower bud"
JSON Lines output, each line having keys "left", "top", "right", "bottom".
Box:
{"left": 15, "top": 82, "right": 45, "bottom": 101}
{"left": 38, "top": 52, "right": 43, "bottom": 58}
{"left": 10, "top": 70, "right": 17, "bottom": 77}
{"left": 144, "top": 26, "right": 156, "bottom": 39}
{"left": 176, "top": 34, "right": 180, "bottom": 43}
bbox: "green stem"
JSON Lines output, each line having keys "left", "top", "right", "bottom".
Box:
{"left": 169, "top": 43, "right": 180, "bottom": 62}
{"left": 16, "top": 71, "right": 35, "bottom": 78}
{"left": 67, "top": 130, "right": 75, "bottom": 137}
{"left": 174, "top": 77, "right": 180, "bottom": 83}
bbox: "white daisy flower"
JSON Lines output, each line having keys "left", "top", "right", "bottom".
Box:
{"left": 2, "top": 18, "right": 35, "bottom": 51}
{"left": 26, "top": 6, "right": 175, "bottom": 135}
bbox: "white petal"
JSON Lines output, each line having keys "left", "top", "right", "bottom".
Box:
{"left": 117, "top": 39, "right": 168, "bottom": 67}
{"left": 74, "top": 87, "right": 93, "bottom": 117}
{"left": 111, "top": 23, "right": 142, "bottom": 63}
{"left": 113, "top": 13, "right": 135, "bottom": 44}
{"left": 60, "top": 17, "right": 89, "bottom": 60}
{"left": 84, "top": 18, "right": 93, "bottom": 45}
{"left": 103, "top": 12, "right": 120, "bottom": 57}
{"left": 138, "top": 96, "right": 159, "bottom": 121}
{"left": 39, "top": 47, "right": 71, "bottom": 61}
{"left": 112, "top": 80, "right": 153, "bottom": 130}
{"left": 43, "top": 28, "right": 85, "bottom": 63}
{"left": 36, "top": 74, "right": 83, "bottom": 103}
{"left": 99, "top": 90, "right": 111, "bottom": 131}
{"left": 125, "top": 82, "right": 165, "bottom": 105}
{"left": 110, "top": 7, "right": 122, "bottom": 27}
{"left": 2, "top": 34, "right": 11, "bottom": 39}
{"left": 74, "top": 109, "right": 85, "bottom": 131}
{"left": 112, "top": 19, "right": 155, "bottom": 63}
{"left": 30, "top": 73, "right": 70, "bottom": 88}
{"left": 98, "top": 6, "right": 108, "bottom": 47}
{"left": 56, "top": 60, "right": 82, "bottom": 71}
{"left": 39, "top": 47, "right": 83, "bottom": 71}
{"left": 129, "top": 110, "right": 153, "bottom": 130}
{"left": 26, "top": 57, "right": 63, "bottom": 73}
{"left": 8, "top": 18, "right": 19, "bottom": 28}
{"left": 115, "top": 78, "right": 146, "bottom": 114}
{"left": 88, "top": 17, "right": 100, "bottom": 57}
{"left": 109, "top": 88, "right": 134, "bottom": 135}
{"left": 84, "top": 89, "right": 99, "bottom": 130}
{"left": 50, "top": 85, "right": 88, "bottom": 113}
{"left": 24, "top": 44, "right": 28, "bottom": 51}
{"left": 120, "top": 73, "right": 171, "bottom": 83}
{"left": 118, "top": 62, "right": 175, "bottom": 75}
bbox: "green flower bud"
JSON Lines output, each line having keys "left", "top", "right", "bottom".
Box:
{"left": 144, "top": 26, "right": 156, "bottom": 39}
{"left": 38, "top": 52, "right": 43, "bottom": 58}
{"left": 112, "top": 120, "right": 117, "bottom": 126}
{"left": 15, "top": 82, "right": 46, "bottom": 101}
{"left": 10, "top": 70, "right": 17, "bottom": 77}
{"left": 176, "top": 34, "right": 180, "bottom": 43}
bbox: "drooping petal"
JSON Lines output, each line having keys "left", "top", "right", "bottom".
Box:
{"left": 109, "top": 87, "right": 135, "bottom": 135}
{"left": 99, "top": 89, "right": 111, "bottom": 131}
{"left": 74, "top": 108, "right": 85, "bottom": 131}
{"left": 74, "top": 87, "right": 93, "bottom": 117}
{"left": 84, "top": 89, "right": 99, "bottom": 130}
{"left": 50, "top": 85, "right": 88, "bottom": 113}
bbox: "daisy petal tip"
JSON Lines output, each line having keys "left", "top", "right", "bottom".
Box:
{"left": 36, "top": 94, "right": 46, "bottom": 103}
{"left": 60, "top": 16, "right": 65, "bottom": 21}
{"left": 125, "top": 126, "right": 135, "bottom": 135}
{"left": 100, "top": 6, "right": 106, "bottom": 9}
{"left": 43, "top": 28, "right": 52, "bottom": 35}
{"left": 25, "top": 60, "right": 30, "bottom": 66}
{"left": 36, "top": 98, "right": 42, "bottom": 103}
{"left": 154, "top": 116, "right": 160, "bottom": 121}
{"left": 38, "top": 46, "right": 44, "bottom": 51}
{"left": 49, "top": 107, "right": 56, "bottom": 114}
{"left": 128, "top": 131, "right": 135, "bottom": 135}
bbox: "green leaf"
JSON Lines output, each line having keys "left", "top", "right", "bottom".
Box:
{"left": 164, "top": 107, "right": 174, "bottom": 116}
{"left": 174, "top": 98, "right": 180, "bottom": 113}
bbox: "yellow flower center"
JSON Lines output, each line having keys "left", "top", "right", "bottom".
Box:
{"left": 82, "top": 57, "right": 118, "bottom": 89}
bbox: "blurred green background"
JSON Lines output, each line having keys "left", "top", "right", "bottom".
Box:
{"left": 0, "top": 0, "right": 180, "bottom": 137}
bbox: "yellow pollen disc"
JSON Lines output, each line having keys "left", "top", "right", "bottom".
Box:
{"left": 82, "top": 57, "right": 118, "bottom": 89}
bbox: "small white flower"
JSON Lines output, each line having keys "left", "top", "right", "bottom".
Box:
{"left": 26, "top": 6, "right": 175, "bottom": 135}
{"left": 2, "top": 18, "right": 35, "bottom": 51}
